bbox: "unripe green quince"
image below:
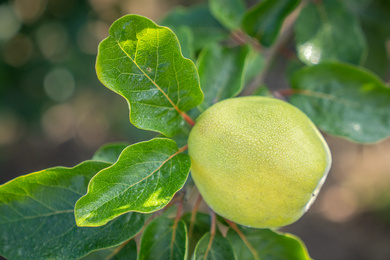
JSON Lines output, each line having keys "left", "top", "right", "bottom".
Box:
{"left": 188, "top": 96, "right": 331, "bottom": 228}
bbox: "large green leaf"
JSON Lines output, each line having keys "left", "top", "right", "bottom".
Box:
{"left": 209, "top": 0, "right": 246, "bottom": 30}
{"left": 295, "top": 0, "right": 366, "bottom": 65}
{"left": 242, "top": 0, "right": 300, "bottom": 47}
{"left": 75, "top": 138, "right": 190, "bottom": 226}
{"left": 193, "top": 233, "right": 236, "bottom": 260}
{"left": 92, "top": 142, "right": 129, "bottom": 163}
{"left": 139, "top": 216, "right": 188, "bottom": 260}
{"left": 227, "top": 226, "right": 311, "bottom": 260}
{"left": 290, "top": 62, "right": 390, "bottom": 143}
{"left": 111, "top": 240, "right": 138, "bottom": 260}
{"left": 160, "top": 5, "right": 229, "bottom": 51}
{"left": 0, "top": 161, "right": 145, "bottom": 260}
{"left": 197, "top": 43, "right": 250, "bottom": 110}
{"left": 96, "top": 15, "right": 203, "bottom": 137}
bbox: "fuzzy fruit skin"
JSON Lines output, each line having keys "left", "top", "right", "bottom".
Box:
{"left": 188, "top": 97, "right": 331, "bottom": 228}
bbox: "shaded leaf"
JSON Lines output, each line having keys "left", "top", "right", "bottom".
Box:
{"left": 253, "top": 85, "right": 273, "bottom": 97}
{"left": 139, "top": 216, "right": 187, "bottom": 260}
{"left": 209, "top": 0, "right": 246, "bottom": 30}
{"left": 193, "top": 233, "right": 236, "bottom": 260}
{"left": 361, "top": 24, "right": 388, "bottom": 78}
{"left": 160, "top": 5, "right": 229, "bottom": 50}
{"left": 96, "top": 15, "right": 203, "bottom": 137}
{"left": 93, "top": 142, "right": 129, "bottom": 163}
{"left": 0, "top": 161, "right": 145, "bottom": 260}
{"left": 182, "top": 212, "right": 211, "bottom": 257}
{"left": 197, "top": 43, "right": 250, "bottom": 110}
{"left": 243, "top": 48, "right": 265, "bottom": 85}
{"left": 242, "top": 0, "right": 300, "bottom": 47}
{"left": 227, "top": 226, "right": 311, "bottom": 260}
{"left": 111, "top": 240, "right": 138, "bottom": 260}
{"left": 290, "top": 62, "right": 390, "bottom": 143}
{"left": 172, "top": 26, "right": 195, "bottom": 60}
{"left": 75, "top": 138, "right": 190, "bottom": 226}
{"left": 295, "top": 0, "right": 366, "bottom": 65}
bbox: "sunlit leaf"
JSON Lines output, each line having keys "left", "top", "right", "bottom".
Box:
{"left": 160, "top": 4, "right": 229, "bottom": 50}
{"left": 139, "top": 216, "right": 187, "bottom": 260}
{"left": 295, "top": 0, "right": 366, "bottom": 65}
{"left": 226, "top": 226, "right": 311, "bottom": 260}
{"left": 75, "top": 138, "right": 190, "bottom": 226}
{"left": 96, "top": 15, "right": 203, "bottom": 137}
{"left": 0, "top": 161, "right": 145, "bottom": 260}
{"left": 92, "top": 142, "right": 129, "bottom": 163}
{"left": 209, "top": 0, "right": 246, "bottom": 30}
{"left": 197, "top": 43, "right": 250, "bottom": 110}
{"left": 290, "top": 62, "right": 390, "bottom": 143}
{"left": 193, "top": 233, "right": 236, "bottom": 260}
{"left": 242, "top": 0, "right": 300, "bottom": 47}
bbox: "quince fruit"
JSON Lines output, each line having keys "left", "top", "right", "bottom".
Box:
{"left": 188, "top": 96, "right": 331, "bottom": 228}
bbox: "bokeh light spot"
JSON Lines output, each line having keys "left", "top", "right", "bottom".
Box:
{"left": 44, "top": 68, "right": 75, "bottom": 102}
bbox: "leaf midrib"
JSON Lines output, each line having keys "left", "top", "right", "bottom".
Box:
{"left": 114, "top": 37, "right": 183, "bottom": 115}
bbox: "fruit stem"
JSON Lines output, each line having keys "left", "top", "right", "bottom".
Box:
{"left": 204, "top": 209, "right": 216, "bottom": 259}
{"left": 226, "top": 219, "right": 261, "bottom": 260}
{"left": 188, "top": 193, "right": 203, "bottom": 240}
{"left": 181, "top": 112, "right": 195, "bottom": 126}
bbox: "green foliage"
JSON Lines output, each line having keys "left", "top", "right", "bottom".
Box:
{"left": 92, "top": 142, "right": 129, "bottom": 163}
{"left": 2, "top": 1, "right": 390, "bottom": 259}
{"left": 209, "top": 0, "right": 246, "bottom": 30}
{"left": 96, "top": 15, "right": 203, "bottom": 137}
{"left": 227, "top": 226, "right": 311, "bottom": 260}
{"left": 75, "top": 138, "right": 190, "bottom": 226}
{"left": 160, "top": 5, "right": 229, "bottom": 51}
{"left": 295, "top": 0, "right": 367, "bottom": 65}
{"left": 139, "top": 216, "right": 188, "bottom": 260}
{"left": 193, "top": 233, "right": 236, "bottom": 260}
{"left": 290, "top": 62, "right": 390, "bottom": 143}
{"left": 197, "top": 43, "right": 250, "bottom": 110}
{"left": 242, "top": 0, "right": 300, "bottom": 47}
{"left": 0, "top": 161, "right": 145, "bottom": 260}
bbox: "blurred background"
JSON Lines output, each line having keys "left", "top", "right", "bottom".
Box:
{"left": 0, "top": 0, "right": 389, "bottom": 259}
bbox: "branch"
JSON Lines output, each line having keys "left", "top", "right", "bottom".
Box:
{"left": 240, "top": 2, "right": 305, "bottom": 96}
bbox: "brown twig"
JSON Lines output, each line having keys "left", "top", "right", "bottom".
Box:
{"left": 226, "top": 219, "right": 261, "bottom": 260}
{"left": 188, "top": 194, "right": 203, "bottom": 240}
{"left": 204, "top": 210, "right": 216, "bottom": 259}
{"left": 240, "top": 2, "right": 305, "bottom": 96}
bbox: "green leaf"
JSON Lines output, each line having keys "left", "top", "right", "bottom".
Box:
{"left": 111, "top": 240, "right": 138, "bottom": 260}
{"left": 172, "top": 26, "right": 195, "bottom": 60}
{"left": 82, "top": 239, "right": 137, "bottom": 260}
{"left": 182, "top": 212, "right": 211, "bottom": 258}
{"left": 75, "top": 138, "right": 190, "bottom": 226}
{"left": 96, "top": 15, "right": 203, "bottom": 137}
{"left": 197, "top": 43, "right": 250, "bottom": 110}
{"left": 295, "top": 0, "right": 367, "bottom": 65}
{"left": 242, "top": 0, "right": 300, "bottom": 47}
{"left": 209, "top": 0, "right": 246, "bottom": 30}
{"left": 227, "top": 226, "right": 311, "bottom": 260}
{"left": 160, "top": 5, "right": 230, "bottom": 51}
{"left": 361, "top": 24, "right": 388, "bottom": 78}
{"left": 193, "top": 233, "right": 236, "bottom": 260}
{"left": 290, "top": 62, "right": 390, "bottom": 143}
{"left": 0, "top": 161, "right": 145, "bottom": 260}
{"left": 243, "top": 48, "right": 265, "bottom": 85}
{"left": 93, "top": 142, "right": 129, "bottom": 163}
{"left": 139, "top": 216, "right": 188, "bottom": 260}
{"left": 253, "top": 85, "right": 273, "bottom": 97}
